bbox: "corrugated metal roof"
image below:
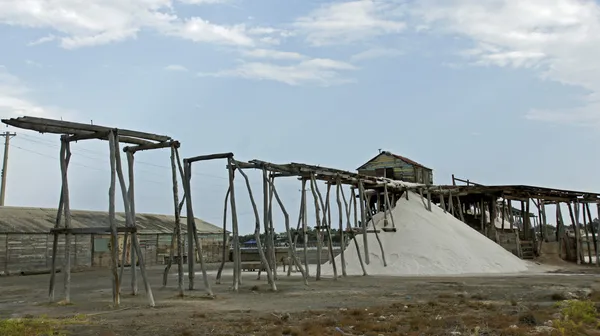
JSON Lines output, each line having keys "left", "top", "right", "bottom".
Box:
{"left": 357, "top": 151, "right": 432, "bottom": 171}
{"left": 0, "top": 206, "right": 224, "bottom": 234}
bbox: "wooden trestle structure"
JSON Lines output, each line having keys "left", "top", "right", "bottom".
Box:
{"left": 4, "top": 118, "right": 600, "bottom": 307}
{"left": 1, "top": 116, "right": 184, "bottom": 307}
{"left": 183, "top": 156, "right": 453, "bottom": 291}
{"left": 444, "top": 177, "right": 600, "bottom": 265}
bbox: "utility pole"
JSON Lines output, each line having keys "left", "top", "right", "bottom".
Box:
{"left": 0, "top": 132, "right": 16, "bottom": 206}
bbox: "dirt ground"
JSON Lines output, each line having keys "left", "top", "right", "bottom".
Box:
{"left": 1, "top": 262, "right": 600, "bottom": 336}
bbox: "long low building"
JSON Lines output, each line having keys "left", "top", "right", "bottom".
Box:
{"left": 0, "top": 206, "right": 227, "bottom": 275}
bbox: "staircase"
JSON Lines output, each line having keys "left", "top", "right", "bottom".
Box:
{"left": 520, "top": 240, "right": 535, "bottom": 259}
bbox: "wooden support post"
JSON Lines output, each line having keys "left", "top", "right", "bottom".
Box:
{"left": 215, "top": 188, "right": 230, "bottom": 284}
{"left": 162, "top": 228, "right": 176, "bottom": 287}
{"left": 426, "top": 191, "right": 432, "bottom": 211}
{"left": 176, "top": 156, "right": 191, "bottom": 293}
{"left": 567, "top": 202, "right": 581, "bottom": 265}
{"left": 227, "top": 158, "right": 240, "bottom": 291}
{"left": 336, "top": 178, "right": 347, "bottom": 277}
{"left": 49, "top": 138, "right": 71, "bottom": 302}
{"left": 489, "top": 197, "right": 497, "bottom": 240}
{"left": 358, "top": 180, "right": 370, "bottom": 265}
{"left": 268, "top": 174, "right": 277, "bottom": 280}
{"left": 440, "top": 194, "right": 447, "bottom": 213}
{"left": 501, "top": 199, "right": 506, "bottom": 230}
{"left": 127, "top": 152, "right": 138, "bottom": 295}
{"left": 300, "top": 179, "right": 309, "bottom": 278}
{"left": 234, "top": 163, "right": 276, "bottom": 291}
{"left": 448, "top": 192, "right": 455, "bottom": 217}
{"left": 309, "top": 174, "right": 337, "bottom": 280}
{"left": 290, "top": 180, "right": 305, "bottom": 277}
{"left": 268, "top": 177, "right": 307, "bottom": 285}
{"left": 262, "top": 168, "right": 274, "bottom": 284}
{"left": 581, "top": 202, "right": 592, "bottom": 264}
{"left": 341, "top": 185, "right": 367, "bottom": 276}
{"left": 456, "top": 195, "right": 465, "bottom": 223}
{"left": 585, "top": 203, "right": 599, "bottom": 266}
{"left": 541, "top": 201, "right": 548, "bottom": 242}
{"left": 366, "top": 194, "right": 387, "bottom": 267}
{"left": 574, "top": 202, "right": 585, "bottom": 264}
{"left": 525, "top": 199, "right": 531, "bottom": 242}
{"left": 114, "top": 137, "right": 135, "bottom": 295}
{"left": 309, "top": 175, "right": 323, "bottom": 280}
{"left": 325, "top": 184, "right": 334, "bottom": 268}
{"left": 557, "top": 204, "right": 565, "bottom": 259}
{"left": 107, "top": 131, "right": 120, "bottom": 307}
{"left": 418, "top": 188, "right": 427, "bottom": 209}
{"left": 384, "top": 183, "right": 396, "bottom": 228}
{"left": 480, "top": 199, "right": 485, "bottom": 233}
{"left": 183, "top": 159, "right": 213, "bottom": 296}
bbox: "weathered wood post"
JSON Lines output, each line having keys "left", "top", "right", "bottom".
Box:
{"left": 235, "top": 162, "right": 276, "bottom": 290}
{"left": 581, "top": 202, "right": 592, "bottom": 264}
{"left": 49, "top": 137, "right": 71, "bottom": 302}
{"left": 357, "top": 180, "right": 370, "bottom": 264}
{"left": 227, "top": 157, "right": 241, "bottom": 290}
{"left": 585, "top": 203, "right": 599, "bottom": 266}
{"left": 182, "top": 159, "right": 213, "bottom": 296}
{"left": 300, "top": 178, "right": 309, "bottom": 277}
{"left": 216, "top": 188, "right": 230, "bottom": 284}
{"left": 335, "top": 177, "right": 347, "bottom": 277}
{"left": 567, "top": 202, "right": 581, "bottom": 264}
{"left": 342, "top": 185, "right": 367, "bottom": 276}
{"left": 267, "top": 176, "right": 307, "bottom": 285}
{"left": 126, "top": 152, "right": 138, "bottom": 295}
{"left": 107, "top": 131, "right": 120, "bottom": 307}
{"left": 309, "top": 174, "right": 325, "bottom": 280}
{"left": 262, "top": 168, "right": 275, "bottom": 283}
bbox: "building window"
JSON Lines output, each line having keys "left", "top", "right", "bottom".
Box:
{"left": 375, "top": 168, "right": 394, "bottom": 178}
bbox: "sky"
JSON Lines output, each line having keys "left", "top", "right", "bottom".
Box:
{"left": 1, "top": 0, "right": 600, "bottom": 233}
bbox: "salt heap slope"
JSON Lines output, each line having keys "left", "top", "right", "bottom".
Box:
{"left": 322, "top": 191, "right": 531, "bottom": 276}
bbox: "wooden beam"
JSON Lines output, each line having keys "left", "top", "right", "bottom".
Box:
{"left": 187, "top": 152, "right": 233, "bottom": 163}
{"left": 3, "top": 116, "right": 171, "bottom": 142}
{"left": 124, "top": 141, "right": 179, "bottom": 153}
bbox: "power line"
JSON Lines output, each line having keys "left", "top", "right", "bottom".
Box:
{"left": 16, "top": 133, "right": 229, "bottom": 181}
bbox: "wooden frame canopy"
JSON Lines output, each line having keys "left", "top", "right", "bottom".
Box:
{"left": 434, "top": 185, "right": 600, "bottom": 203}
{"left": 0, "top": 116, "right": 187, "bottom": 309}
{"left": 1, "top": 116, "right": 174, "bottom": 149}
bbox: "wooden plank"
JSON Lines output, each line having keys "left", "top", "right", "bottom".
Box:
{"left": 3, "top": 116, "right": 171, "bottom": 142}
{"left": 187, "top": 152, "right": 233, "bottom": 163}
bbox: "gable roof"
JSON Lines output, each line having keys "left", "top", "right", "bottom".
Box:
{"left": 0, "top": 206, "right": 226, "bottom": 234}
{"left": 357, "top": 151, "right": 432, "bottom": 171}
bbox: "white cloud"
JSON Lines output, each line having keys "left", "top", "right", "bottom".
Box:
{"left": 242, "top": 49, "right": 306, "bottom": 60}
{"left": 164, "top": 64, "right": 188, "bottom": 71}
{"left": 294, "top": 0, "right": 406, "bottom": 46}
{"left": 351, "top": 48, "right": 404, "bottom": 61}
{"left": 27, "top": 34, "right": 56, "bottom": 46}
{"left": 166, "top": 18, "right": 254, "bottom": 46}
{"left": 25, "top": 60, "right": 43, "bottom": 68}
{"left": 410, "top": 0, "right": 600, "bottom": 125}
{"left": 0, "top": 0, "right": 279, "bottom": 49}
{"left": 0, "top": 66, "right": 68, "bottom": 119}
{"left": 199, "top": 58, "right": 357, "bottom": 86}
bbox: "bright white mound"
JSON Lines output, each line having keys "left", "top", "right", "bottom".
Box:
{"left": 322, "top": 191, "right": 530, "bottom": 276}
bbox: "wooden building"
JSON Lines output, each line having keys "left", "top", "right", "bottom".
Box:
{"left": 0, "top": 206, "right": 226, "bottom": 275}
{"left": 357, "top": 151, "right": 433, "bottom": 185}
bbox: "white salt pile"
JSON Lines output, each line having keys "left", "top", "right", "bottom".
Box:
{"left": 322, "top": 191, "right": 532, "bottom": 276}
